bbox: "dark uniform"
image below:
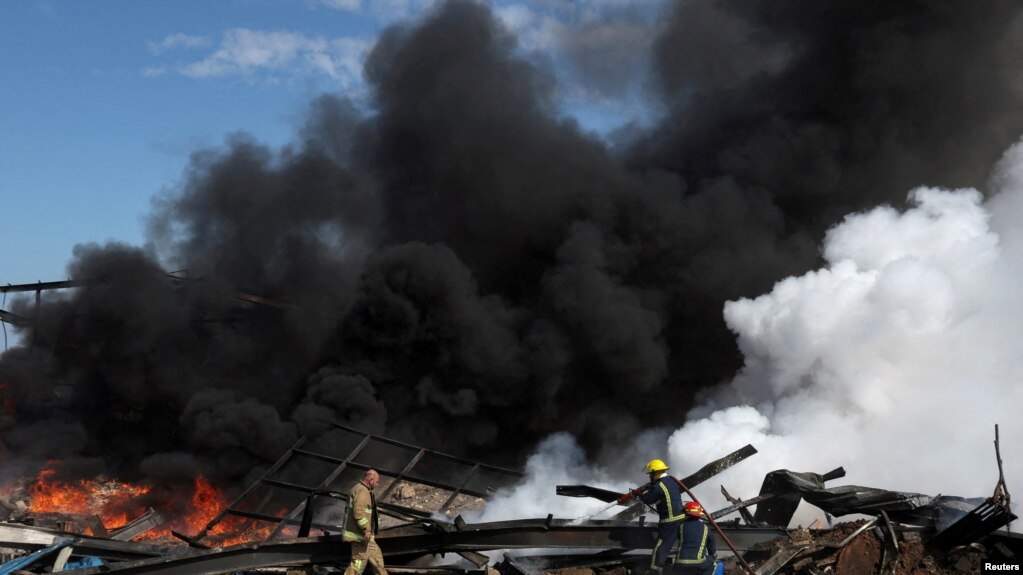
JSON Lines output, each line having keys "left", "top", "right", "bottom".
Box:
{"left": 640, "top": 475, "right": 687, "bottom": 573}
{"left": 675, "top": 516, "right": 716, "bottom": 575}
{"left": 343, "top": 481, "right": 387, "bottom": 575}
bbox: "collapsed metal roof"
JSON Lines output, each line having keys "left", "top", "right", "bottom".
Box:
{"left": 183, "top": 422, "right": 525, "bottom": 546}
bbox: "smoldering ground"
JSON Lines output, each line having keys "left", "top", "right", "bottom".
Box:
{"left": 2, "top": 0, "right": 1023, "bottom": 497}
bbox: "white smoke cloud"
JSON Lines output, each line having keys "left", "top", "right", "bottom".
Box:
{"left": 681, "top": 164, "right": 1022, "bottom": 505}
{"left": 472, "top": 433, "right": 620, "bottom": 522}
{"left": 484, "top": 138, "right": 1023, "bottom": 526}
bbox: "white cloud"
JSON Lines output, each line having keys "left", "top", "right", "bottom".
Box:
{"left": 509, "top": 0, "right": 669, "bottom": 26}
{"left": 376, "top": 0, "right": 438, "bottom": 19}
{"left": 497, "top": 3, "right": 563, "bottom": 52}
{"left": 495, "top": 3, "right": 536, "bottom": 31}
{"left": 319, "top": 0, "right": 362, "bottom": 10}
{"left": 494, "top": 1, "right": 667, "bottom": 136}
{"left": 316, "top": 0, "right": 437, "bottom": 19}
{"left": 182, "top": 29, "right": 310, "bottom": 77}
{"left": 165, "top": 29, "right": 369, "bottom": 89}
{"left": 148, "top": 33, "right": 212, "bottom": 55}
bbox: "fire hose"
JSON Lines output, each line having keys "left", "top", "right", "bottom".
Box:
{"left": 618, "top": 480, "right": 757, "bottom": 575}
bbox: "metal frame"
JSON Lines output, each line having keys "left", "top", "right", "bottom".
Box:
{"left": 186, "top": 423, "right": 523, "bottom": 545}
{"left": 927, "top": 497, "right": 1018, "bottom": 550}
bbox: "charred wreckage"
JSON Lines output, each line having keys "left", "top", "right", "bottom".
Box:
{"left": 0, "top": 422, "right": 1017, "bottom": 575}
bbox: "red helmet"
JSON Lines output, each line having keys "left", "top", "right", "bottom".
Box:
{"left": 684, "top": 501, "right": 705, "bottom": 517}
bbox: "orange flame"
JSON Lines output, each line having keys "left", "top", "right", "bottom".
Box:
{"left": 28, "top": 467, "right": 152, "bottom": 534}
{"left": 25, "top": 465, "right": 280, "bottom": 545}
{"left": 135, "top": 475, "right": 280, "bottom": 545}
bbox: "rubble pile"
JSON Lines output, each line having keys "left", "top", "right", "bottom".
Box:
{"left": 737, "top": 521, "right": 1019, "bottom": 575}
{"left": 382, "top": 481, "right": 486, "bottom": 523}
{"left": 0, "top": 424, "right": 1016, "bottom": 575}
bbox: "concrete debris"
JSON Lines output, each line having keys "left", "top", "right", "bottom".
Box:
{"left": 392, "top": 484, "right": 418, "bottom": 502}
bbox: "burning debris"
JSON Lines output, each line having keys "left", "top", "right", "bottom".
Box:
{"left": 0, "top": 425, "right": 1015, "bottom": 575}
{"left": 0, "top": 466, "right": 257, "bottom": 546}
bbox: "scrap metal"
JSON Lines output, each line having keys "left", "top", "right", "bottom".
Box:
{"left": 719, "top": 485, "right": 769, "bottom": 525}
{"left": 109, "top": 508, "right": 167, "bottom": 542}
{"left": 878, "top": 509, "right": 899, "bottom": 572}
{"left": 0, "top": 540, "right": 72, "bottom": 575}
{"left": 0, "top": 276, "right": 298, "bottom": 333}
{"left": 0, "top": 280, "right": 90, "bottom": 294}
{"left": 0, "top": 308, "right": 31, "bottom": 328}
{"left": 926, "top": 496, "right": 1018, "bottom": 550}
{"left": 750, "top": 467, "right": 1017, "bottom": 536}
{"left": 0, "top": 522, "right": 172, "bottom": 560}
{"left": 61, "top": 518, "right": 785, "bottom": 575}
{"left": 751, "top": 467, "right": 845, "bottom": 527}
{"left": 993, "top": 424, "right": 1013, "bottom": 529}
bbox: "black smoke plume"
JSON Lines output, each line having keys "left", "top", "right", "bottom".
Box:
{"left": 2, "top": 0, "right": 1023, "bottom": 485}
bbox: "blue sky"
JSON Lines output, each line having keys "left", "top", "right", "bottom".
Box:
{"left": 1, "top": 0, "right": 665, "bottom": 287}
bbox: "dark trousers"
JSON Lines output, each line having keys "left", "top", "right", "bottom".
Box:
{"left": 650, "top": 522, "right": 681, "bottom": 572}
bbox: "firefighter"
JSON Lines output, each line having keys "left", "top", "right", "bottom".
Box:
{"left": 639, "top": 459, "right": 686, "bottom": 574}
{"left": 343, "top": 469, "right": 388, "bottom": 575}
{"left": 675, "top": 502, "right": 717, "bottom": 575}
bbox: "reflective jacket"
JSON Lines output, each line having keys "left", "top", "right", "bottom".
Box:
{"left": 677, "top": 517, "right": 716, "bottom": 565}
{"left": 342, "top": 481, "right": 379, "bottom": 542}
{"left": 640, "top": 475, "right": 686, "bottom": 524}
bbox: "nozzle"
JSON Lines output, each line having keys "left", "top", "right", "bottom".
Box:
{"left": 617, "top": 486, "right": 645, "bottom": 504}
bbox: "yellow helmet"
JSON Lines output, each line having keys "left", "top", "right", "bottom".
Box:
{"left": 643, "top": 459, "right": 670, "bottom": 474}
